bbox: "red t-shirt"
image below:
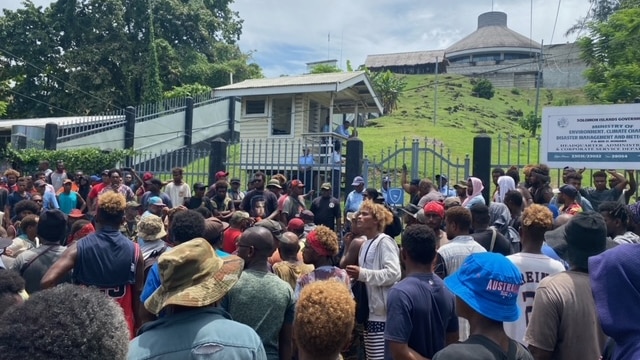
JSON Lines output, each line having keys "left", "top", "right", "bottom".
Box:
{"left": 222, "top": 227, "right": 243, "bottom": 254}
{"left": 88, "top": 183, "right": 107, "bottom": 199}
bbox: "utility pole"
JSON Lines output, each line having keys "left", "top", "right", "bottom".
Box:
{"left": 434, "top": 56, "right": 439, "bottom": 125}
{"left": 533, "top": 40, "right": 544, "bottom": 122}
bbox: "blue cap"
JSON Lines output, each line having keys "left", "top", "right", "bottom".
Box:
{"left": 90, "top": 175, "right": 102, "bottom": 183}
{"left": 147, "top": 196, "right": 167, "bottom": 207}
{"left": 444, "top": 252, "right": 523, "bottom": 322}
{"left": 351, "top": 176, "right": 365, "bottom": 186}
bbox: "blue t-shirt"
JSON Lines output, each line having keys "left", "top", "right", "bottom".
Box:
{"left": 58, "top": 191, "right": 78, "bottom": 214}
{"left": 384, "top": 273, "right": 459, "bottom": 360}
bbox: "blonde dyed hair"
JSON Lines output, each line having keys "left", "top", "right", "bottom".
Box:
{"left": 359, "top": 200, "right": 393, "bottom": 232}
{"left": 522, "top": 204, "right": 554, "bottom": 238}
{"left": 312, "top": 225, "right": 339, "bottom": 256}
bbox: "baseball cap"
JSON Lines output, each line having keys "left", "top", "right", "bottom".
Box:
{"left": 63, "top": 179, "right": 73, "bottom": 185}
{"left": 291, "top": 179, "right": 304, "bottom": 188}
{"left": 444, "top": 252, "right": 523, "bottom": 322}
{"left": 559, "top": 184, "right": 578, "bottom": 198}
{"left": 148, "top": 196, "right": 167, "bottom": 207}
{"left": 37, "top": 209, "right": 68, "bottom": 243}
{"left": 34, "top": 180, "right": 47, "bottom": 187}
{"left": 410, "top": 179, "right": 421, "bottom": 186}
{"left": 287, "top": 218, "right": 305, "bottom": 232}
{"left": 300, "top": 210, "right": 315, "bottom": 220}
{"left": 90, "top": 175, "right": 101, "bottom": 183}
{"left": 351, "top": 176, "right": 365, "bottom": 186}
{"left": 142, "top": 172, "right": 154, "bottom": 181}
{"left": 230, "top": 178, "right": 241, "bottom": 184}
{"left": 423, "top": 201, "right": 445, "bottom": 218}
{"left": 254, "top": 219, "right": 286, "bottom": 243}
{"left": 266, "top": 179, "right": 282, "bottom": 189}
{"left": 144, "top": 239, "right": 243, "bottom": 315}
{"left": 137, "top": 215, "right": 167, "bottom": 241}
{"left": 101, "top": 169, "right": 109, "bottom": 176}
{"left": 126, "top": 201, "right": 141, "bottom": 209}
{"left": 193, "top": 182, "right": 206, "bottom": 190}
{"left": 215, "top": 171, "right": 229, "bottom": 179}
{"left": 453, "top": 181, "right": 468, "bottom": 189}
{"left": 320, "top": 182, "right": 332, "bottom": 190}
{"left": 68, "top": 209, "right": 85, "bottom": 219}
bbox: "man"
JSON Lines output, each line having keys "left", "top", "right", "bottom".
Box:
{"left": 435, "top": 206, "right": 486, "bottom": 341}
{"left": 423, "top": 201, "right": 449, "bottom": 248}
{"left": 222, "top": 211, "right": 251, "bottom": 254}
{"left": 432, "top": 253, "right": 531, "bottom": 360}
{"left": 240, "top": 172, "right": 278, "bottom": 220}
{"left": 49, "top": 160, "right": 68, "bottom": 192}
{"left": 280, "top": 179, "right": 305, "bottom": 223}
{"left": 34, "top": 179, "right": 59, "bottom": 211}
{"left": 580, "top": 170, "right": 627, "bottom": 212}
{"left": 123, "top": 171, "right": 134, "bottom": 188}
{"left": 599, "top": 201, "right": 640, "bottom": 244}
{"left": 211, "top": 180, "right": 235, "bottom": 221}
{"left": 56, "top": 179, "right": 85, "bottom": 215}
{"left": 140, "top": 178, "right": 172, "bottom": 211}
{"left": 11, "top": 209, "right": 71, "bottom": 293}
{"left": 311, "top": 182, "right": 341, "bottom": 234}
{"left": 528, "top": 166, "right": 553, "bottom": 205}
{"left": 417, "top": 179, "right": 444, "bottom": 207}
{"left": 400, "top": 165, "right": 421, "bottom": 206}
{"left": 550, "top": 172, "right": 593, "bottom": 211}
{"left": 504, "top": 205, "right": 565, "bottom": 346}
{"left": 385, "top": 225, "right": 458, "bottom": 360}
{"left": 435, "top": 174, "right": 456, "bottom": 198}
{"left": 558, "top": 184, "right": 583, "bottom": 215}
{"left": 128, "top": 239, "right": 265, "bottom": 359}
{"left": 228, "top": 178, "right": 245, "bottom": 209}
{"left": 272, "top": 231, "right": 313, "bottom": 289}
{"left": 608, "top": 170, "right": 637, "bottom": 204}
{"left": 504, "top": 190, "right": 524, "bottom": 232}
{"left": 298, "top": 148, "right": 315, "bottom": 194}
{"left": 345, "top": 176, "right": 366, "bottom": 220}
{"left": 185, "top": 182, "right": 215, "bottom": 213}
{"left": 380, "top": 176, "right": 391, "bottom": 204}
{"left": 38, "top": 160, "right": 53, "bottom": 178}
{"left": 335, "top": 119, "right": 351, "bottom": 137}
{"left": 222, "top": 226, "right": 296, "bottom": 360}
{"left": 99, "top": 169, "right": 135, "bottom": 201}
{"left": 41, "top": 192, "right": 144, "bottom": 338}
{"left": 33, "top": 172, "right": 56, "bottom": 194}
{"left": 468, "top": 204, "right": 511, "bottom": 256}
{"left": 299, "top": 209, "right": 317, "bottom": 237}
{"left": 87, "top": 169, "right": 110, "bottom": 217}
{"left": 5, "top": 177, "right": 30, "bottom": 225}
{"left": 453, "top": 181, "right": 468, "bottom": 204}
{"left": 164, "top": 167, "right": 191, "bottom": 207}
{"left": 525, "top": 212, "right": 608, "bottom": 359}
{"left": 3, "top": 169, "right": 19, "bottom": 194}
{"left": 121, "top": 201, "right": 141, "bottom": 241}
{"left": 267, "top": 179, "right": 283, "bottom": 199}
{"left": 143, "top": 196, "right": 167, "bottom": 218}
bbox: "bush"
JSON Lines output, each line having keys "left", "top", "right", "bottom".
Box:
{"left": 3, "top": 147, "right": 136, "bottom": 175}
{"left": 510, "top": 88, "right": 520, "bottom": 95}
{"left": 472, "top": 79, "right": 495, "bottom": 100}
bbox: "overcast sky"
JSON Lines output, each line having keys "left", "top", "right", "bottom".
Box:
{"left": 4, "top": 0, "right": 592, "bottom": 78}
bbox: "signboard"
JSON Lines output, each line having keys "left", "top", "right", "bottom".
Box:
{"left": 541, "top": 104, "right": 640, "bottom": 169}
{"left": 385, "top": 188, "right": 405, "bottom": 207}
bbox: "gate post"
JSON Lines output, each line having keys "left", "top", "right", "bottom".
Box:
{"left": 464, "top": 154, "right": 471, "bottom": 179}
{"left": 44, "top": 123, "right": 58, "bottom": 150}
{"left": 208, "top": 137, "right": 227, "bottom": 186}
{"left": 184, "top": 97, "right": 194, "bottom": 147}
{"left": 124, "top": 106, "right": 136, "bottom": 150}
{"left": 345, "top": 138, "right": 364, "bottom": 196}
{"left": 411, "top": 139, "right": 420, "bottom": 180}
{"left": 473, "top": 134, "right": 492, "bottom": 205}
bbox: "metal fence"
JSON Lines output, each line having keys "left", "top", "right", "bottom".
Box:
{"left": 126, "top": 147, "right": 210, "bottom": 185}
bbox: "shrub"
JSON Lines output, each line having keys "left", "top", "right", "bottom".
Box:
{"left": 472, "top": 79, "right": 495, "bottom": 100}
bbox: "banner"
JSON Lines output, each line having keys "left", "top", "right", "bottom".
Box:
{"left": 541, "top": 104, "right": 640, "bottom": 169}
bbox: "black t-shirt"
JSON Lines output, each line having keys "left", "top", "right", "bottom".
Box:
{"left": 433, "top": 335, "right": 533, "bottom": 360}
{"left": 240, "top": 189, "right": 278, "bottom": 218}
{"left": 471, "top": 228, "right": 512, "bottom": 256}
{"left": 310, "top": 196, "right": 341, "bottom": 230}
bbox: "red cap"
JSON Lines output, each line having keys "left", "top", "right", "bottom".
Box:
{"left": 143, "top": 172, "right": 154, "bottom": 181}
{"left": 287, "top": 218, "right": 305, "bottom": 232}
{"left": 215, "top": 171, "right": 229, "bottom": 179}
{"left": 291, "top": 179, "right": 304, "bottom": 188}
{"left": 423, "top": 201, "right": 445, "bottom": 218}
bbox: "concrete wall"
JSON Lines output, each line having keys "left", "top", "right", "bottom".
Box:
{"left": 58, "top": 125, "right": 126, "bottom": 150}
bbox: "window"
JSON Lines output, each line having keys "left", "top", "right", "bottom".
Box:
{"left": 270, "top": 97, "right": 293, "bottom": 136}
{"left": 245, "top": 99, "right": 266, "bottom": 115}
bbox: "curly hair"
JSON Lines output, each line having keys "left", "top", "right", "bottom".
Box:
{"left": 521, "top": 204, "right": 553, "bottom": 239}
{"left": 19, "top": 214, "right": 38, "bottom": 233}
{"left": 359, "top": 200, "right": 393, "bottom": 232}
{"left": 3, "top": 169, "right": 19, "bottom": 178}
{"left": 0, "top": 284, "right": 129, "bottom": 360}
{"left": 312, "top": 225, "right": 339, "bottom": 256}
{"left": 214, "top": 180, "right": 229, "bottom": 190}
{"left": 96, "top": 192, "right": 126, "bottom": 225}
{"left": 294, "top": 280, "right": 355, "bottom": 358}
{"left": 13, "top": 200, "right": 40, "bottom": 218}
{"left": 194, "top": 206, "right": 212, "bottom": 219}
{"left": 599, "top": 201, "right": 630, "bottom": 226}
{"left": 445, "top": 206, "right": 472, "bottom": 231}
{"left": 401, "top": 224, "right": 437, "bottom": 265}
{"left": 506, "top": 166, "right": 520, "bottom": 184}
{"left": 171, "top": 210, "right": 205, "bottom": 244}
{"left": 0, "top": 270, "right": 26, "bottom": 317}
{"left": 504, "top": 190, "right": 523, "bottom": 208}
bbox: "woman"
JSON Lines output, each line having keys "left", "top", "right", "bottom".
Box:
{"left": 345, "top": 200, "right": 401, "bottom": 360}
{"left": 462, "top": 177, "right": 485, "bottom": 209}
{"left": 494, "top": 175, "right": 516, "bottom": 203}
{"left": 77, "top": 175, "right": 91, "bottom": 204}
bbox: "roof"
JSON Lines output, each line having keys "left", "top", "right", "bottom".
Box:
{"left": 446, "top": 12, "right": 541, "bottom": 57}
{"left": 214, "top": 71, "right": 383, "bottom": 113}
{"left": 0, "top": 115, "right": 124, "bottom": 132}
{"left": 365, "top": 50, "right": 445, "bottom": 68}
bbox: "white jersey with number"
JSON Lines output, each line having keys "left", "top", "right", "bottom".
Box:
{"left": 504, "top": 252, "right": 565, "bottom": 346}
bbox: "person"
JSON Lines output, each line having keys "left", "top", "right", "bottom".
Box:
{"left": 0, "top": 284, "right": 130, "bottom": 360}
{"left": 222, "top": 226, "right": 296, "bottom": 360}
{"left": 185, "top": 182, "right": 214, "bottom": 213}
{"left": 435, "top": 206, "right": 486, "bottom": 342}
{"left": 240, "top": 172, "right": 279, "bottom": 220}
{"left": 280, "top": 179, "right": 306, "bottom": 223}
{"left": 608, "top": 170, "right": 637, "bottom": 205}
{"left": 340, "top": 211, "right": 367, "bottom": 268}
{"left": 86, "top": 170, "right": 110, "bottom": 216}
{"left": 435, "top": 174, "right": 456, "bottom": 198}
{"left": 10, "top": 209, "right": 71, "bottom": 294}
{"left": 76, "top": 174, "right": 91, "bottom": 202}
{"left": 506, "top": 166, "right": 534, "bottom": 207}
{"left": 5, "top": 214, "right": 39, "bottom": 258}
{"left": 558, "top": 184, "right": 583, "bottom": 215}
{"left": 41, "top": 192, "right": 144, "bottom": 338}
{"left": 49, "top": 160, "right": 68, "bottom": 192}
{"left": 528, "top": 166, "right": 553, "bottom": 205}
{"left": 222, "top": 211, "right": 251, "bottom": 254}
{"left": 211, "top": 180, "right": 235, "bottom": 221}
{"left": 453, "top": 180, "right": 468, "bottom": 204}
{"left": 295, "top": 280, "right": 355, "bottom": 360}
{"left": 128, "top": 239, "right": 265, "bottom": 359}
{"left": 599, "top": 201, "right": 640, "bottom": 244}
{"left": 0, "top": 268, "right": 27, "bottom": 316}
{"left": 202, "top": 217, "right": 231, "bottom": 257}
{"left": 121, "top": 201, "right": 141, "bottom": 241}
{"left": 140, "top": 178, "right": 172, "bottom": 211}
{"left": 335, "top": 119, "right": 351, "bottom": 137}
{"left": 331, "top": 142, "right": 343, "bottom": 199}
{"left": 504, "top": 205, "right": 565, "bottom": 346}
{"left": 423, "top": 201, "right": 449, "bottom": 248}
{"left": 469, "top": 204, "right": 511, "bottom": 256}
{"left": 68, "top": 219, "right": 95, "bottom": 245}
{"left": 34, "top": 179, "right": 59, "bottom": 210}
{"left": 490, "top": 202, "right": 521, "bottom": 253}
{"left": 296, "top": 225, "right": 349, "bottom": 295}
{"left": 492, "top": 167, "right": 505, "bottom": 189}
{"left": 385, "top": 225, "right": 458, "bottom": 360}
{"left": 432, "top": 253, "right": 532, "bottom": 360}
{"left": 272, "top": 231, "right": 313, "bottom": 289}
{"left": 5, "top": 177, "right": 31, "bottom": 225}
{"left": 495, "top": 175, "right": 517, "bottom": 203}
{"left": 311, "top": 182, "right": 342, "bottom": 234}
{"left": 589, "top": 243, "right": 640, "bottom": 360}
{"left": 379, "top": 176, "right": 392, "bottom": 204}
{"left": 345, "top": 200, "right": 401, "bottom": 360}
{"left": 228, "top": 178, "right": 245, "bottom": 209}
{"left": 580, "top": 170, "right": 627, "bottom": 211}
{"left": 142, "top": 196, "right": 167, "bottom": 218}
{"left": 345, "top": 176, "right": 366, "bottom": 219}
{"left": 286, "top": 217, "right": 305, "bottom": 239}
{"left": 298, "top": 147, "right": 315, "bottom": 194}
{"left": 299, "top": 209, "right": 317, "bottom": 238}
{"left": 504, "top": 189, "right": 524, "bottom": 231}
{"left": 549, "top": 171, "right": 594, "bottom": 211}
{"left": 525, "top": 212, "right": 608, "bottom": 359}
{"left": 462, "top": 177, "right": 485, "bottom": 209}
{"left": 416, "top": 179, "right": 444, "bottom": 207}
{"left": 163, "top": 167, "right": 190, "bottom": 207}
{"left": 38, "top": 160, "right": 53, "bottom": 178}
{"left": 627, "top": 202, "right": 640, "bottom": 237}
{"left": 56, "top": 179, "right": 86, "bottom": 215}
{"left": 3, "top": 169, "right": 19, "bottom": 194}
{"left": 137, "top": 214, "right": 168, "bottom": 262}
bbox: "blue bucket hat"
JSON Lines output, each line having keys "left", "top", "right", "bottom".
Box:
{"left": 444, "top": 252, "right": 523, "bottom": 322}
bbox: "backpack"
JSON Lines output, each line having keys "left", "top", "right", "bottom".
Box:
{"left": 143, "top": 244, "right": 168, "bottom": 281}
{"left": 504, "top": 226, "right": 521, "bottom": 253}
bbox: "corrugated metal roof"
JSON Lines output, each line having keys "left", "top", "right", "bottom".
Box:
{"left": 215, "top": 71, "right": 367, "bottom": 91}
{"left": 446, "top": 25, "right": 541, "bottom": 55}
{"left": 364, "top": 50, "right": 445, "bottom": 68}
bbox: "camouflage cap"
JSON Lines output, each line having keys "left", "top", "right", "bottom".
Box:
{"left": 144, "top": 239, "right": 244, "bottom": 315}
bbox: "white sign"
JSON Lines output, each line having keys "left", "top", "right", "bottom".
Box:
{"left": 541, "top": 104, "right": 640, "bottom": 169}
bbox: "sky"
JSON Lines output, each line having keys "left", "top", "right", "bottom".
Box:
{"left": 4, "top": 0, "right": 592, "bottom": 78}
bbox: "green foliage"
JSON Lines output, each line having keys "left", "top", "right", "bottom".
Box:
{"left": 471, "top": 79, "right": 495, "bottom": 100}
{"left": 163, "top": 83, "right": 212, "bottom": 100}
{"left": 0, "top": 101, "right": 7, "bottom": 117}
{"left": 3, "top": 147, "right": 136, "bottom": 175}
{"left": 519, "top": 111, "right": 541, "bottom": 137}
{"left": 510, "top": 88, "right": 520, "bottom": 95}
{"left": 367, "top": 70, "right": 407, "bottom": 115}
{"left": 309, "top": 64, "right": 342, "bottom": 74}
{"left": 579, "top": 4, "right": 640, "bottom": 103}
{"left": 346, "top": 60, "right": 354, "bottom": 72}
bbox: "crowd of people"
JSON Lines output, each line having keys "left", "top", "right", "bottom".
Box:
{"left": 0, "top": 160, "right": 638, "bottom": 360}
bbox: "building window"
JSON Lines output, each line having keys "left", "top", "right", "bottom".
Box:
{"left": 245, "top": 99, "right": 266, "bottom": 115}
{"left": 270, "top": 97, "right": 293, "bottom": 136}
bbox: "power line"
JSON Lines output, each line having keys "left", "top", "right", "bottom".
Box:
{"left": 5, "top": 88, "right": 79, "bottom": 116}
{"left": 550, "top": 0, "right": 562, "bottom": 45}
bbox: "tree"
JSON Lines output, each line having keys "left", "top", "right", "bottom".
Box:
{"left": 368, "top": 70, "right": 406, "bottom": 115}
{"left": 519, "top": 111, "right": 541, "bottom": 137}
{"left": 309, "top": 64, "right": 342, "bottom": 74}
{"left": 163, "top": 84, "right": 212, "bottom": 100}
{"left": 471, "top": 78, "right": 495, "bottom": 100}
{"left": 579, "top": 2, "right": 640, "bottom": 103}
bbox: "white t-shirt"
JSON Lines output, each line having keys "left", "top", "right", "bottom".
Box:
{"left": 504, "top": 252, "right": 565, "bottom": 345}
{"left": 164, "top": 182, "right": 191, "bottom": 208}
